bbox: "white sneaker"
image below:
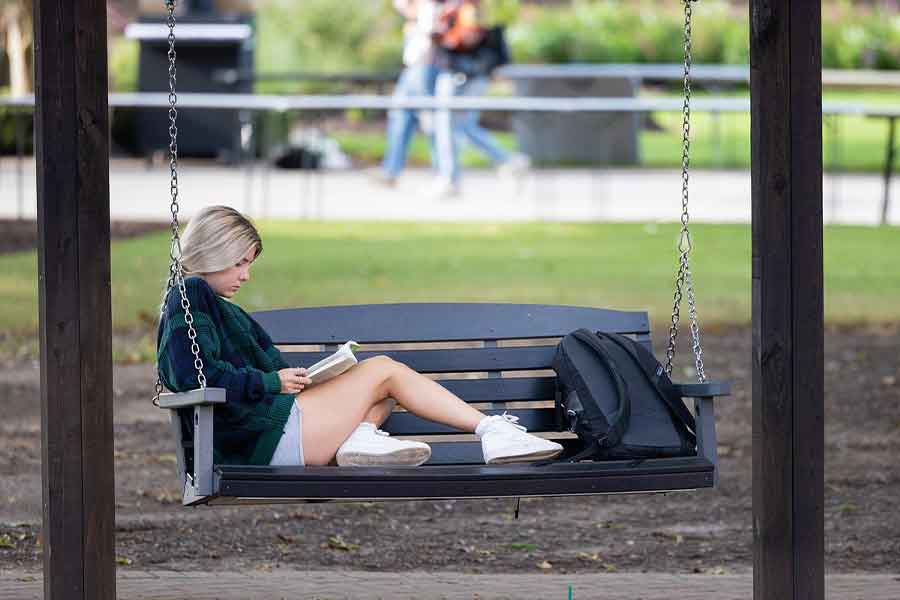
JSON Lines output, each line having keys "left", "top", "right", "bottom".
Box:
{"left": 367, "top": 168, "right": 397, "bottom": 188}
{"left": 336, "top": 422, "right": 431, "bottom": 466}
{"left": 497, "top": 153, "right": 531, "bottom": 178}
{"left": 476, "top": 413, "right": 563, "bottom": 465}
{"left": 427, "top": 177, "right": 461, "bottom": 200}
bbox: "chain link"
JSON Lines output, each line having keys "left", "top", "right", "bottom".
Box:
{"left": 664, "top": 0, "right": 707, "bottom": 384}
{"left": 154, "top": 0, "right": 207, "bottom": 406}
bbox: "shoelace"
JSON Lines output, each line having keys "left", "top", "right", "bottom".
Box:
{"left": 497, "top": 412, "right": 527, "bottom": 433}
{"left": 359, "top": 424, "right": 390, "bottom": 437}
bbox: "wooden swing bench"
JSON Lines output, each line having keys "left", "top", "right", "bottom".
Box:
{"left": 158, "top": 303, "right": 730, "bottom": 506}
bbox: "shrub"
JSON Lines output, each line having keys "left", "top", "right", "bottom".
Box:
{"left": 508, "top": 0, "right": 897, "bottom": 70}
{"left": 109, "top": 37, "right": 139, "bottom": 93}
{"left": 254, "top": 0, "right": 403, "bottom": 93}
{"left": 104, "top": 0, "right": 898, "bottom": 96}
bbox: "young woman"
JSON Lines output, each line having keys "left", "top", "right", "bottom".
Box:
{"left": 157, "top": 206, "right": 563, "bottom": 468}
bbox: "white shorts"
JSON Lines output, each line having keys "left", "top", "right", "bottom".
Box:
{"left": 269, "top": 402, "right": 305, "bottom": 466}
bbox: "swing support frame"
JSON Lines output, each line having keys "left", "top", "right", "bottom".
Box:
{"left": 34, "top": 0, "right": 825, "bottom": 597}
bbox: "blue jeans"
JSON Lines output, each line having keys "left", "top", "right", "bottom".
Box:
{"left": 382, "top": 64, "right": 438, "bottom": 178}
{"left": 435, "top": 72, "right": 510, "bottom": 183}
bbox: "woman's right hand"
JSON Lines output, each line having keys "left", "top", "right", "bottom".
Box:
{"left": 278, "top": 368, "right": 312, "bottom": 394}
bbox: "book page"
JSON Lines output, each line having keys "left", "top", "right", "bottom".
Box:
{"left": 306, "top": 341, "right": 360, "bottom": 386}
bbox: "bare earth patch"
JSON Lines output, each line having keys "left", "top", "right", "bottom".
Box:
{"left": 0, "top": 327, "right": 898, "bottom": 575}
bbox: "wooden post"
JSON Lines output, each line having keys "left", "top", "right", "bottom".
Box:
{"left": 881, "top": 116, "right": 895, "bottom": 226}
{"left": 34, "top": 1, "right": 116, "bottom": 598}
{"left": 750, "top": 1, "right": 824, "bottom": 599}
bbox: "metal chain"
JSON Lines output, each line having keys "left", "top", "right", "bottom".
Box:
{"left": 154, "top": 0, "right": 207, "bottom": 406}
{"left": 664, "top": 0, "right": 707, "bottom": 384}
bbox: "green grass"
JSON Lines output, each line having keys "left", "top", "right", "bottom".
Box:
{"left": 332, "top": 90, "right": 898, "bottom": 173}
{"left": 1, "top": 222, "right": 898, "bottom": 357}
{"left": 644, "top": 89, "right": 899, "bottom": 172}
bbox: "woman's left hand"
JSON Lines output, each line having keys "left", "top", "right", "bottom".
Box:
{"left": 278, "top": 367, "right": 312, "bottom": 394}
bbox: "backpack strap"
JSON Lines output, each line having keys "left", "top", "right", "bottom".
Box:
{"left": 571, "top": 329, "right": 631, "bottom": 448}
{"left": 564, "top": 440, "right": 603, "bottom": 464}
{"left": 599, "top": 332, "right": 697, "bottom": 439}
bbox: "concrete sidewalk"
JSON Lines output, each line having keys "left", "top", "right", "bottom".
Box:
{"left": 1, "top": 158, "right": 897, "bottom": 225}
{"left": 1, "top": 570, "right": 899, "bottom": 600}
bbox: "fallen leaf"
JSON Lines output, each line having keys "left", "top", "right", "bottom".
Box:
{"left": 0, "top": 534, "right": 15, "bottom": 549}
{"left": 154, "top": 454, "right": 178, "bottom": 465}
{"left": 277, "top": 533, "right": 300, "bottom": 544}
{"left": 115, "top": 557, "right": 133, "bottom": 566}
{"left": 576, "top": 551, "right": 602, "bottom": 562}
{"left": 536, "top": 560, "right": 553, "bottom": 570}
{"left": 652, "top": 531, "right": 685, "bottom": 544}
{"left": 288, "top": 510, "right": 322, "bottom": 521}
{"left": 327, "top": 536, "right": 359, "bottom": 552}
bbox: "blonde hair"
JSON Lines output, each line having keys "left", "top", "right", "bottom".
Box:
{"left": 180, "top": 205, "right": 262, "bottom": 276}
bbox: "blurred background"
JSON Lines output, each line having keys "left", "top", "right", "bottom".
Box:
{"left": 3, "top": 0, "right": 899, "bottom": 169}
{"left": 0, "top": 0, "right": 898, "bottom": 344}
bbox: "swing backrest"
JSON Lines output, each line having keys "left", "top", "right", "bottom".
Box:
{"left": 253, "top": 303, "right": 653, "bottom": 465}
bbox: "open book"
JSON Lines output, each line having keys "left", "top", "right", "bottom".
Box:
{"left": 305, "top": 341, "right": 360, "bottom": 386}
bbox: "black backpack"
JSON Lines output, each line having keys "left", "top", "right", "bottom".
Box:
{"left": 436, "top": 26, "right": 511, "bottom": 78}
{"left": 551, "top": 329, "right": 697, "bottom": 462}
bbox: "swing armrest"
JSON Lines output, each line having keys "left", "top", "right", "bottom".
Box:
{"left": 672, "top": 381, "right": 731, "bottom": 398}
{"left": 157, "top": 388, "right": 227, "bottom": 409}
{"left": 157, "top": 388, "right": 226, "bottom": 500}
{"left": 671, "top": 381, "right": 730, "bottom": 487}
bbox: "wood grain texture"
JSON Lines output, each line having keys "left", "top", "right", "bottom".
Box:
{"left": 750, "top": 1, "right": 824, "bottom": 598}
{"left": 35, "top": 1, "right": 115, "bottom": 598}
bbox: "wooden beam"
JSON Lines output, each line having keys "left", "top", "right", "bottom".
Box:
{"left": 750, "top": 1, "right": 824, "bottom": 599}
{"left": 35, "top": 1, "right": 116, "bottom": 599}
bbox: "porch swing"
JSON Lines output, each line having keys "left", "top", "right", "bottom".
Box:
{"left": 155, "top": 0, "right": 730, "bottom": 506}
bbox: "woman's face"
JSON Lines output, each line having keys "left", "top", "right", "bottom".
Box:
{"left": 203, "top": 245, "right": 257, "bottom": 299}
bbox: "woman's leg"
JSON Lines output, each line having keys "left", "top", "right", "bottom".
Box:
{"left": 457, "top": 77, "right": 510, "bottom": 164}
{"left": 433, "top": 71, "right": 460, "bottom": 184}
{"left": 383, "top": 65, "right": 431, "bottom": 179}
{"left": 296, "top": 356, "right": 484, "bottom": 465}
{"left": 362, "top": 398, "right": 395, "bottom": 427}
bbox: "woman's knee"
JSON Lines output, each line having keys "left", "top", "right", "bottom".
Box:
{"left": 360, "top": 354, "right": 401, "bottom": 371}
{"left": 358, "top": 355, "right": 405, "bottom": 393}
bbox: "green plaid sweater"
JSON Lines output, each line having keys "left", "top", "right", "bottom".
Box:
{"left": 157, "top": 277, "right": 295, "bottom": 465}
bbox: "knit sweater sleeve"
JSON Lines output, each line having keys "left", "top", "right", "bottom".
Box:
{"left": 247, "top": 311, "right": 291, "bottom": 371}
{"left": 158, "top": 278, "right": 283, "bottom": 401}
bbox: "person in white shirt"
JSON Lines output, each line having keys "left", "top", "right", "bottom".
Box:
{"left": 432, "top": 0, "right": 530, "bottom": 198}
{"left": 378, "top": 0, "right": 441, "bottom": 186}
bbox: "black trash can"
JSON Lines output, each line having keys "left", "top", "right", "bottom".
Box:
{"left": 127, "top": 13, "right": 254, "bottom": 161}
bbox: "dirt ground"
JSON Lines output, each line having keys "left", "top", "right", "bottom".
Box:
{"left": 1, "top": 325, "right": 898, "bottom": 576}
